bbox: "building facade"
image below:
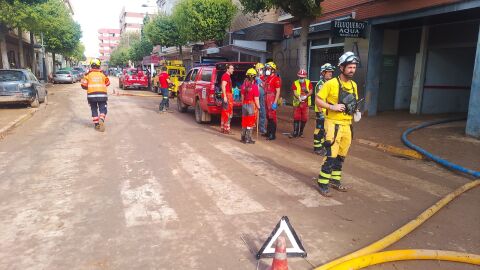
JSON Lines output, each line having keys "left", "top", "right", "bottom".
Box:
{"left": 119, "top": 2, "right": 157, "bottom": 34}
{"left": 270, "top": 0, "right": 480, "bottom": 137}
{"left": 98, "top": 29, "right": 120, "bottom": 63}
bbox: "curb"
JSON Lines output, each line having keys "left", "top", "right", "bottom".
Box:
{"left": 112, "top": 91, "right": 160, "bottom": 98}
{"left": 357, "top": 138, "right": 424, "bottom": 160}
{"left": 0, "top": 109, "right": 38, "bottom": 140}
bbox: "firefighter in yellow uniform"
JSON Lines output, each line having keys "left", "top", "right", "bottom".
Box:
{"left": 315, "top": 52, "right": 361, "bottom": 197}
{"left": 313, "top": 63, "right": 335, "bottom": 155}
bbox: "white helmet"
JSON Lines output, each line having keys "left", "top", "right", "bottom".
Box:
{"left": 338, "top": 51, "right": 360, "bottom": 67}
{"left": 321, "top": 63, "right": 335, "bottom": 72}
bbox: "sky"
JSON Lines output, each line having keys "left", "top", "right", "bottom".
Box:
{"left": 71, "top": 0, "right": 155, "bottom": 58}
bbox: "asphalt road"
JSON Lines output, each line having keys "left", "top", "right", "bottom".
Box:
{"left": 0, "top": 80, "right": 478, "bottom": 270}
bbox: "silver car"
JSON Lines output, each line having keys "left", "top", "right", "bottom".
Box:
{"left": 53, "top": 70, "right": 74, "bottom": 84}
{"left": 0, "top": 69, "right": 48, "bottom": 108}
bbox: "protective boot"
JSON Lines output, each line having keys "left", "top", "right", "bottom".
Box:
{"left": 267, "top": 121, "right": 276, "bottom": 140}
{"left": 299, "top": 121, "right": 306, "bottom": 138}
{"left": 289, "top": 121, "right": 300, "bottom": 138}
{"left": 317, "top": 183, "right": 331, "bottom": 197}
{"left": 264, "top": 119, "right": 272, "bottom": 139}
{"left": 98, "top": 118, "right": 105, "bottom": 132}
{"left": 240, "top": 128, "right": 247, "bottom": 143}
{"left": 246, "top": 129, "right": 256, "bottom": 144}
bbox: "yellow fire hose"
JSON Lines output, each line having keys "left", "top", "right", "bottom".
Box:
{"left": 314, "top": 180, "right": 480, "bottom": 270}
{"left": 326, "top": 249, "right": 480, "bottom": 270}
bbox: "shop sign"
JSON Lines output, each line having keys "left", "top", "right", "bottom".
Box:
{"left": 331, "top": 19, "right": 367, "bottom": 38}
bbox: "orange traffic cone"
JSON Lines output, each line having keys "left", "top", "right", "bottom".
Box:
{"left": 270, "top": 236, "right": 288, "bottom": 270}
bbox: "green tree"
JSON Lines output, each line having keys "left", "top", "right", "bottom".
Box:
{"left": 239, "top": 0, "right": 324, "bottom": 69}
{"left": 109, "top": 46, "right": 130, "bottom": 67}
{"left": 40, "top": 0, "right": 82, "bottom": 72}
{"left": 0, "top": 0, "right": 56, "bottom": 69}
{"left": 144, "top": 14, "right": 188, "bottom": 57}
{"left": 173, "top": 0, "right": 237, "bottom": 44}
{"left": 129, "top": 16, "right": 153, "bottom": 62}
{"left": 65, "top": 42, "right": 86, "bottom": 65}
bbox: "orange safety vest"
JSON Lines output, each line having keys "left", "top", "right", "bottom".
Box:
{"left": 81, "top": 69, "right": 110, "bottom": 96}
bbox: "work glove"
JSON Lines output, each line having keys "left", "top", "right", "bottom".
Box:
{"left": 272, "top": 103, "right": 277, "bottom": 110}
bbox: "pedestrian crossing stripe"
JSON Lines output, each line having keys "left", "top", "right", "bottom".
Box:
{"left": 256, "top": 216, "right": 307, "bottom": 259}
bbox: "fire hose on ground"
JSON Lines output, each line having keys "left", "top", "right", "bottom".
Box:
{"left": 314, "top": 118, "right": 480, "bottom": 269}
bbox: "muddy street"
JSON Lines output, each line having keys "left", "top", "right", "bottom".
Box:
{"left": 0, "top": 80, "right": 478, "bottom": 270}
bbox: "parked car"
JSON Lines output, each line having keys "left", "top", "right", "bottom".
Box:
{"left": 53, "top": 70, "right": 74, "bottom": 84}
{"left": 71, "top": 70, "right": 82, "bottom": 82}
{"left": 177, "top": 62, "right": 255, "bottom": 123}
{"left": 119, "top": 68, "right": 149, "bottom": 90}
{"left": 73, "top": 67, "right": 86, "bottom": 77}
{"left": 0, "top": 69, "right": 48, "bottom": 108}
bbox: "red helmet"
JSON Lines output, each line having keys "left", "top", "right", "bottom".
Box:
{"left": 297, "top": 69, "right": 307, "bottom": 78}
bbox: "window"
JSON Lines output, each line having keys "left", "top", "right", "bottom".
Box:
{"left": 0, "top": 70, "right": 25, "bottom": 82}
{"left": 201, "top": 69, "right": 212, "bottom": 82}
{"left": 311, "top": 38, "right": 329, "bottom": 47}
{"left": 184, "top": 70, "right": 193, "bottom": 81}
{"left": 190, "top": 69, "right": 199, "bottom": 81}
{"left": 331, "top": 36, "right": 345, "bottom": 44}
{"left": 27, "top": 71, "right": 38, "bottom": 82}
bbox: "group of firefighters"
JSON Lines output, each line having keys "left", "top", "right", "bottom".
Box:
{"left": 81, "top": 51, "right": 361, "bottom": 197}
{"left": 221, "top": 51, "right": 361, "bottom": 197}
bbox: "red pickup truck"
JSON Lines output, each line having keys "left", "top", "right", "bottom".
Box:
{"left": 119, "top": 68, "right": 149, "bottom": 90}
{"left": 177, "top": 62, "right": 255, "bottom": 123}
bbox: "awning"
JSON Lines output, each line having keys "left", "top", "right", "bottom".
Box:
{"left": 202, "top": 40, "right": 269, "bottom": 61}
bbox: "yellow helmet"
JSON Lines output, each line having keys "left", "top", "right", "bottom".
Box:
{"left": 246, "top": 68, "right": 257, "bottom": 76}
{"left": 266, "top": 61, "right": 277, "bottom": 70}
{"left": 90, "top": 58, "right": 101, "bottom": 67}
{"left": 255, "top": 63, "right": 264, "bottom": 70}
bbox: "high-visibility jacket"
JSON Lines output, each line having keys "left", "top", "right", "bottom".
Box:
{"left": 81, "top": 69, "right": 110, "bottom": 100}
{"left": 293, "top": 79, "right": 311, "bottom": 107}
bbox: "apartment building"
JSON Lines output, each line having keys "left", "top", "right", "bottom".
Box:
{"left": 98, "top": 29, "right": 120, "bottom": 63}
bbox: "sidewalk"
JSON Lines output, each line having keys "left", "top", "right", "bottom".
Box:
{"left": 274, "top": 106, "right": 479, "bottom": 173}
{"left": 0, "top": 83, "right": 52, "bottom": 139}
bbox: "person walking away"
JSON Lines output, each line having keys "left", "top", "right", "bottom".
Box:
{"left": 264, "top": 61, "right": 281, "bottom": 140}
{"left": 289, "top": 69, "right": 312, "bottom": 138}
{"left": 158, "top": 66, "right": 172, "bottom": 112}
{"left": 255, "top": 63, "right": 267, "bottom": 135}
{"left": 313, "top": 63, "right": 335, "bottom": 155}
{"left": 81, "top": 58, "right": 110, "bottom": 132}
{"left": 240, "top": 68, "right": 261, "bottom": 144}
{"left": 221, "top": 64, "right": 235, "bottom": 134}
{"left": 315, "top": 52, "right": 360, "bottom": 197}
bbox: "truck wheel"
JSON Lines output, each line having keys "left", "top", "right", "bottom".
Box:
{"left": 195, "top": 100, "right": 211, "bottom": 124}
{"left": 177, "top": 96, "right": 188, "bottom": 113}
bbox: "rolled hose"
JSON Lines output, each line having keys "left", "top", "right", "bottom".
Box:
{"left": 401, "top": 117, "right": 480, "bottom": 178}
{"left": 326, "top": 249, "right": 480, "bottom": 270}
{"left": 314, "top": 180, "right": 480, "bottom": 270}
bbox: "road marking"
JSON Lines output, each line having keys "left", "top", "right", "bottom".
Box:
{"left": 120, "top": 165, "right": 178, "bottom": 227}
{"left": 348, "top": 156, "right": 451, "bottom": 197}
{"left": 342, "top": 172, "right": 409, "bottom": 201}
{"left": 214, "top": 143, "right": 342, "bottom": 207}
{"left": 179, "top": 142, "right": 265, "bottom": 215}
